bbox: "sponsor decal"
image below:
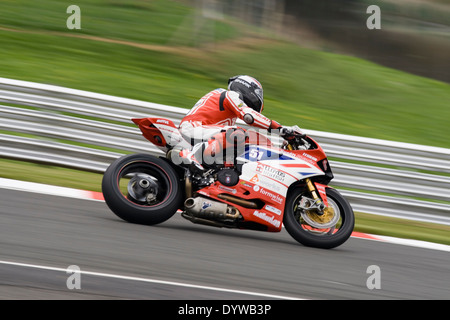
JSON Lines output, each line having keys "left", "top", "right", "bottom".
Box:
{"left": 253, "top": 185, "right": 260, "bottom": 192}
{"left": 253, "top": 210, "right": 281, "bottom": 228}
{"left": 156, "top": 119, "right": 170, "bottom": 125}
{"left": 218, "top": 185, "right": 237, "bottom": 194}
{"left": 302, "top": 152, "right": 317, "bottom": 162}
{"left": 265, "top": 205, "right": 282, "bottom": 216}
{"left": 259, "top": 188, "right": 284, "bottom": 204}
{"left": 234, "top": 78, "right": 251, "bottom": 88}
{"left": 255, "top": 112, "right": 270, "bottom": 123}
{"left": 283, "top": 151, "right": 301, "bottom": 159}
{"left": 256, "top": 164, "right": 286, "bottom": 182}
{"left": 202, "top": 201, "right": 212, "bottom": 210}
{"left": 257, "top": 177, "right": 283, "bottom": 194}
{"left": 240, "top": 181, "right": 253, "bottom": 188}
{"left": 250, "top": 174, "right": 259, "bottom": 183}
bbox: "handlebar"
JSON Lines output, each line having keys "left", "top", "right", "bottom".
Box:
{"left": 279, "top": 126, "right": 310, "bottom": 150}
{"left": 280, "top": 127, "right": 306, "bottom": 139}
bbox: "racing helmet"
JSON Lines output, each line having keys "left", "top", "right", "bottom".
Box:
{"left": 228, "top": 75, "right": 264, "bottom": 113}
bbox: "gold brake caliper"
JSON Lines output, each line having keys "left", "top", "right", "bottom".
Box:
{"left": 305, "top": 206, "right": 335, "bottom": 225}
{"left": 304, "top": 179, "right": 335, "bottom": 225}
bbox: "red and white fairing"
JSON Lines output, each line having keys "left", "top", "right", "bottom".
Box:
{"left": 132, "top": 117, "right": 190, "bottom": 152}
{"left": 226, "top": 145, "right": 326, "bottom": 231}
{"left": 132, "top": 118, "right": 331, "bottom": 232}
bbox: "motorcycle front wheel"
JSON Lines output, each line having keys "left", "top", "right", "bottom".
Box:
{"left": 283, "top": 187, "right": 355, "bottom": 249}
{"left": 102, "top": 153, "right": 183, "bottom": 225}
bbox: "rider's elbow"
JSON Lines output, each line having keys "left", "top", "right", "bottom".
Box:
{"left": 243, "top": 113, "right": 254, "bottom": 124}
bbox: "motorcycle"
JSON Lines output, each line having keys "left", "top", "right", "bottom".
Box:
{"left": 102, "top": 117, "right": 355, "bottom": 249}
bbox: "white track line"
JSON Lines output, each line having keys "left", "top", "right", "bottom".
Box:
{"left": 0, "top": 178, "right": 104, "bottom": 201}
{"left": 362, "top": 234, "right": 450, "bottom": 253}
{"left": 0, "top": 260, "right": 303, "bottom": 300}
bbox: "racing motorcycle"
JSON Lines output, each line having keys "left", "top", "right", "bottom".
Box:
{"left": 102, "top": 117, "right": 355, "bottom": 249}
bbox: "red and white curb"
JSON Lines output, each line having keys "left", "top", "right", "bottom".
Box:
{"left": 1, "top": 177, "right": 449, "bottom": 252}
{"left": 0, "top": 177, "right": 105, "bottom": 202}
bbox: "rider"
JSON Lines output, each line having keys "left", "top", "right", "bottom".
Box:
{"left": 175, "top": 75, "right": 290, "bottom": 172}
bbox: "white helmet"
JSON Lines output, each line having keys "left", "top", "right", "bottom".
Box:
{"left": 228, "top": 75, "right": 264, "bottom": 112}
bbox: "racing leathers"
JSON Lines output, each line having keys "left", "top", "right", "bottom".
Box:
{"left": 178, "top": 88, "right": 282, "bottom": 170}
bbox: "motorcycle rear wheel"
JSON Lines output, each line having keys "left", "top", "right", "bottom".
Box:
{"left": 283, "top": 187, "right": 355, "bottom": 249}
{"left": 102, "top": 153, "right": 183, "bottom": 225}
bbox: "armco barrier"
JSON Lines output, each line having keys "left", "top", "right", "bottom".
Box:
{"left": 1, "top": 77, "right": 449, "bottom": 225}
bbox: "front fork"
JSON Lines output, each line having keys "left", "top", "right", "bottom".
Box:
{"left": 286, "top": 144, "right": 331, "bottom": 216}
{"left": 304, "top": 178, "right": 329, "bottom": 215}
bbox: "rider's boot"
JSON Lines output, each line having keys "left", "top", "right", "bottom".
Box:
{"left": 179, "top": 149, "right": 205, "bottom": 173}
{"left": 170, "top": 142, "right": 207, "bottom": 174}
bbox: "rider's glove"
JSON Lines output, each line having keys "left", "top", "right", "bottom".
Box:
{"left": 281, "top": 126, "right": 305, "bottom": 139}
{"left": 281, "top": 126, "right": 294, "bottom": 136}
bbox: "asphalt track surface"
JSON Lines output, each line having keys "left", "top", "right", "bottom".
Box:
{"left": 1, "top": 188, "right": 449, "bottom": 300}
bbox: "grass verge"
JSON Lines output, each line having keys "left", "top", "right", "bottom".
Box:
{"left": 0, "top": 1, "right": 449, "bottom": 148}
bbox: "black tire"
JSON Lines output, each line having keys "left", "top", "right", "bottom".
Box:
{"left": 102, "top": 153, "right": 183, "bottom": 225}
{"left": 283, "top": 187, "right": 355, "bottom": 249}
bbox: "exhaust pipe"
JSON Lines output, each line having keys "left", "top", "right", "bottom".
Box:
{"left": 184, "top": 197, "right": 240, "bottom": 219}
{"left": 217, "top": 194, "right": 258, "bottom": 209}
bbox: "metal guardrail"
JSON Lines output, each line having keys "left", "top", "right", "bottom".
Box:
{"left": 1, "top": 77, "right": 449, "bottom": 225}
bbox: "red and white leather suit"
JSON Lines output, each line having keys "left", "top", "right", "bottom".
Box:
{"left": 179, "top": 88, "right": 282, "bottom": 164}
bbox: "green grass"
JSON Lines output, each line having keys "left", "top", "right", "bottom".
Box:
{"left": 0, "top": 0, "right": 449, "bottom": 148}
{"left": 0, "top": 158, "right": 104, "bottom": 192}
{"left": 0, "top": 0, "right": 238, "bottom": 46}
{"left": 355, "top": 212, "right": 450, "bottom": 246}
{"left": 359, "top": 0, "right": 450, "bottom": 28}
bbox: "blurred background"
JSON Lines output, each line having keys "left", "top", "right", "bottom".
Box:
{"left": 0, "top": 0, "right": 449, "bottom": 147}
{"left": 2, "top": 2, "right": 450, "bottom": 301}
{"left": 223, "top": 0, "right": 450, "bottom": 83}
{"left": 0, "top": 0, "right": 449, "bottom": 242}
